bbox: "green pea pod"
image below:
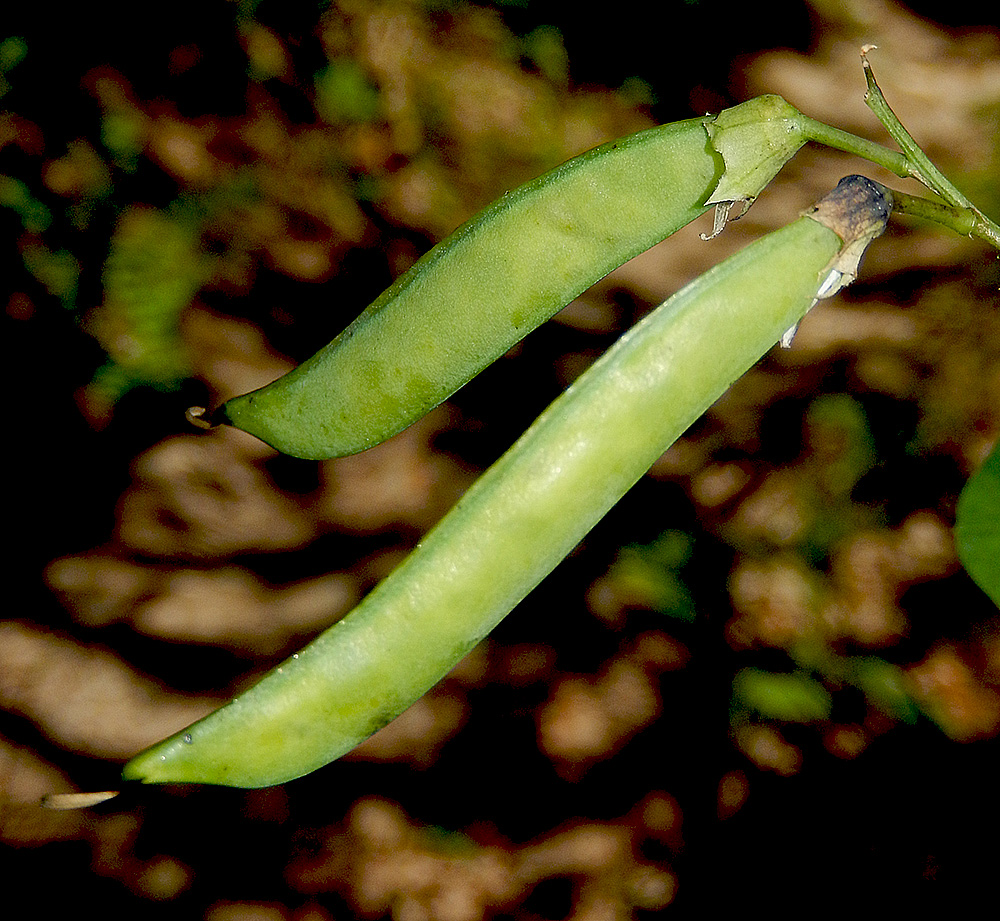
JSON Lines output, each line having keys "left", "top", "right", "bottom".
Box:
{"left": 123, "top": 176, "right": 891, "bottom": 788}
{"left": 206, "top": 95, "right": 808, "bottom": 459}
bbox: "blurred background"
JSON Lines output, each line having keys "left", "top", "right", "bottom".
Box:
{"left": 3, "top": 0, "right": 999, "bottom": 915}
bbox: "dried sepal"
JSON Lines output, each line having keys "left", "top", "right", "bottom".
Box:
{"left": 804, "top": 174, "right": 893, "bottom": 298}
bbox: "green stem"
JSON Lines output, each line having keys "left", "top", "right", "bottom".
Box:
{"left": 859, "top": 49, "right": 1000, "bottom": 252}
{"left": 891, "top": 191, "right": 1000, "bottom": 251}
{"left": 860, "top": 49, "right": 973, "bottom": 209}
{"left": 790, "top": 50, "right": 1000, "bottom": 254}
{"left": 794, "top": 114, "right": 914, "bottom": 180}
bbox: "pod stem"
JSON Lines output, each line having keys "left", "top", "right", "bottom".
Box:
{"left": 793, "top": 48, "right": 1000, "bottom": 253}
{"left": 859, "top": 47, "right": 1000, "bottom": 251}
{"left": 794, "top": 113, "right": 913, "bottom": 180}
{"left": 859, "top": 46, "right": 972, "bottom": 210}
{"left": 889, "top": 190, "right": 1000, "bottom": 251}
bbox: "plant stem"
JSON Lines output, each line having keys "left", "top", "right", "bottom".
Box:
{"left": 859, "top": 47, "right": 1000, "bottom": 250}
{"left": 791, "top": 50, "right": 1000, "bottom": 254}
{"left": 859, "top": 48, "right": 974, "bottom": 210}
{"left": 891, "top": 191, "right": 1000, "bottom": 251}
{"left": 794, "top": 114, "right": 914, "bottom": 180}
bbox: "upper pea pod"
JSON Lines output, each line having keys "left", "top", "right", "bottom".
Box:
{"left": 206, "top": 95, "right": 807, "bottom": 459}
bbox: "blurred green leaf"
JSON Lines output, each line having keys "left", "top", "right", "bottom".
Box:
{"left": 805, "top": 393, "right": 876, "bottom": 498}
{"left": 1, "top": 174, "right": 52, "bottom": 233}
{"left": 86, "top": 207, "right": 207, "bottom": 406}
{"left": 522, "top": 25, "right": 569, "bottom": 86}
{"left": 847, "top": 656, "right": 919, "bottom": 723}
{"left": 100, "top": 112, "right": 146, "bottom": 172}
{"left": 21, "top": 243, "right": 79, "bottom": 305}
{"left": 954, "top": 441, "right": 1000, "bottom": 607}
{"left": 0, "top": 35, "right": 27, "bottom": 97}
{"left": 733, "top": 668, "right": 832, "bottom": 723}
{"left": 314, "top": 60, "right": 381, "bottom": 125}
{"left": 0, "top": 35, "right": 27, "bottom": 70}
{"left": 606, "top": 531, "right": 696, "bottom": 621}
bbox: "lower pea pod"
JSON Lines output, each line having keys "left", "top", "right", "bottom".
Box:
{"left": 204, "top": 95, "right": 809, "bottom": 459}
{"left": 123, "top": 176, "right": 892, "bottom": 788}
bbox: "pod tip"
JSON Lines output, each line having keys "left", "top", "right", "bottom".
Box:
{"left": 185, "top": 405, "right": 215, "bottom": 430}
{"left": 41, "top": 790, "right": 120, "bottom": 810}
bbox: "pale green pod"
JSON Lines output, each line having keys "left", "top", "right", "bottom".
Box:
{"left": 210, "top": 95, "right": 808, "bottom": 459}
{"left": 122, "top": 176, "right": 891, "bottom": 788}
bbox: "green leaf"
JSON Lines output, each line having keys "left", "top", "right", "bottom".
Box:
{"left": 847, "top": 657, "right": 918, "bottom": 724}
{"left": 955, "top": 442, "right": 1000, "bottom": 607}
{"left": 314, "top": 60, "right": 381, "bottom": 125}
{"left": 602, "top": 531, "right": 696, "bottom": 621}
{"left": 732, "top": 668, "right": 832, "bottom": 723}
